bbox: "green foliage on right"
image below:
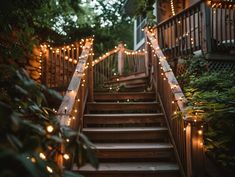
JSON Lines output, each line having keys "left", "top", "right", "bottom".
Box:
{"left": 180, "top": 56, "right": 235, "bottom": 168}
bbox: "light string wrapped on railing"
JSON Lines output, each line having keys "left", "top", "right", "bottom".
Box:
{"left": 124, "top": 49, "right": 146, "bottom": 56}
{"left": 56, "top": 37, "right": 94, "bottom": 128}
{"left": 207, "top": 0, "right": 235, "bottom": 9}
{"left": 145, "top": 27, "right": 204, "bottom": 143}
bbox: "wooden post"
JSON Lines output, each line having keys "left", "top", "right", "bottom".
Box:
{"left": 186, "top": 123, "right": 193, "bottom": 177}
{"left": 201, "top": 1, "right": 212, "bottom": 54}
{"left": 118, "top": 42, "right": 125, "bottom": 75}
{"left": 191, "top": 123, "right": 205, "bottom": 177}
{"left": 88, "top": 54, "right": 94, "bottom": 102}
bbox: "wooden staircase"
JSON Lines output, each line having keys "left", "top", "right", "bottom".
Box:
{"left": 74, "top": 91, "right": 181, "bottom": 177}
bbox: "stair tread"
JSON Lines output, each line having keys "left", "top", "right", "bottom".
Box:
{"left": 83, "top": 127, "right": 168, "bottom": 132}
{"left": 84, "top": 113, "right": 164, "bottom": 117}
{"left": 94, "top": 92, "right": 155, "bottom": 95}
{"left": 76, "top": 162, "right": 179, "bottom": 172}
{"left": 87, "top": 102, "right": 159, "bottom": 105}
{"left": 93, "top": 143, "right": 173, "bottom": 149}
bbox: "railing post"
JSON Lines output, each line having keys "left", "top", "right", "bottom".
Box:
{"left": 88, "top": 53, "right": 94, "bottom": 102}
{"left": 145, "top": 36, "right": 151, "bottom": 77}
{"left": 191, "top": 121, "right": 205, "bottom": 177}
{"left": 201, "top": 1, "right": 212, "bottom": 54}
{"left": 118, "top": 42, "right": 125, "bottom": 75}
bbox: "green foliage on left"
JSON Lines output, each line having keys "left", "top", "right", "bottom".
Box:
{"left": 0, "top": 1, "right": 100, "bottom": 176}
{"left": 0, "top": 68, "right": 99, "bottom": 177}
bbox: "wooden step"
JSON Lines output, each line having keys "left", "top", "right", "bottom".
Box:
{"left": 86, "top": 102, "right": 161, "bottom": 113}
{"left": 108, "top": 72, "right": 147, "bottom": 83}
{"left": 94, "top": 92, "right": 156, "bottom": 101}
{"left": 94, "top": 143, "right": 174, "bottom": 161}
{"left": 84, "top": 113, "right": 165, "bottom": 127}
{"left": 76, "top": 162, "right": 180, "bottom": 177}
{"left": 106, "top": 77, "right": 147, "bottom": 85}
{"left": 83, "top": 127, "right": 168, "bottom": 142}
{"left": 124, "top": 83, "right": 146, "bottom": 89}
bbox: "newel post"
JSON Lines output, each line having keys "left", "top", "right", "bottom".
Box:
{"left": 118, "top": 42, "right": 125, "bottom": 75}
{"left": 201, "top": 1, "right": 212, "bottom": 54}
{"left": 88, "top": 52, "right": 94, "bottom": 102}
{"left": 185, "top": 120, "right": 205, "bottom": 177}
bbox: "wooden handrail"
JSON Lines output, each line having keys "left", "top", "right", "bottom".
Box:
{"left": 145, "top": 28, "right": 204, "bottom": 177}
{"left": 93, "top": 48, "right": 119, "bottom": 65}
{"left": 56, "top": 38, "right": 94, "bottom": 167}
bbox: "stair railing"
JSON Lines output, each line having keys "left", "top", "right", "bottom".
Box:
{"left": 56, "top": 37, "right": 94, "bottom": 168}
{"left": 40, "top": 39, "right": 88, "bottom": 91}
{"left": 145, "top": 28, "right": 204, "bottom": 177}
{"left": 93, "top": 43, "right": 146, "bottom": 90}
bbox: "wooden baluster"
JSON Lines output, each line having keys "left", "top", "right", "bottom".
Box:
{"left": 198, "top": 6, "right": 201, "bottom": 49}
{"left": 62, "top": 47, "right": 65, "bottom": 89}
{"left": 220, "top": 6, "right": 223, "bottom": 49}
{"left": 170, "top": 20, "right": 173, "bottom": 57}
{"left": 44, "top": 48, "right": 49, "bottom": 86}
{"left": 55, "top": 49, "right": 57, "bottom": 87}
{"left": 193, "top": 8, "right": 196, "bottom": 50}
{"left": 181, "top": 15, "right": 184, "bottom": 56}
{"left": 88, "top": 53, "right": 94, "bottom": 102}
{"left": 189, "top": 10, "right": 193, "bottom": 53}
{"left": 72, "top": 45, "right": 74, "bottom": 70}
{"left": 58, "top": 49, "right": 61, "bottom": 88}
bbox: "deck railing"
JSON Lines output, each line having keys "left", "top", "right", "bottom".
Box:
{"left": 157, "top": 0, "right": 235, "bottom": 59}
{"left": 145, "top": 28, "right": 204, "bottom": 177}
{"left": 93, "top": 43, "right": 146, "bottom": 90}
{"left": 40, "top": 39, "right": 85, "bottom": 90}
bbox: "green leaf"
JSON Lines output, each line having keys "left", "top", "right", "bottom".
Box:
{"left": 7, "top": 134, "right": 23, "bottom": 150}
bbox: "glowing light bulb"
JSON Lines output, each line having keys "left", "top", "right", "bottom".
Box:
{"left": 46, "top": 125, "right": 54, "bottom": 133}
{"left": 198, "top": 130, "right": 203, "bottom": 135}
{"left": 63, "top": 154, "right": 70, "bottom": 160}
{"left": 39, "top": 153, "right": 46, "bottom": 160}
{"left": 46, "top": 166, "right": 53, "bottom": 173}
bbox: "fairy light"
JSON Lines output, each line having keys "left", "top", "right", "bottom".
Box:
{"left": 198, "top": 130, "right": 203, "bottom": 135}
{"left": 63, "top": 154, "right": 70, "bottom": 160}
{"left": 46, "top": 125, "right": 54, "bottom": 133}
{"left": 31, "top": 157, "right": 36, "bottom": 163}
{"left": 46, "top": 166, "right": 53, "bottom": 173}
{"left": 171, "top": 0, "right": 176, "bottom": 16}
{"left": 39, "top": 153, "right": 46, "bottom": 160}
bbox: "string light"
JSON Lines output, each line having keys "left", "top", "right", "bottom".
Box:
{"left": 198, "top": 130, "right": 203, "bottom": 135}
{"left": 46, "top": 166, "right": 53, "bottom": 173}
{"left": 46, "top": 125, "right": 54, "bottom": 133}
{"left": 170, "top": 0, "right": 176, "bottom": 16}
{"left": 39, "top": 153, "right": 46, "bottom": 160}
{"left": 63, "top": 154, "right": 70, "bottom": 160}
{"left": 31, "top": 157, "right": 36, "bottom": 163}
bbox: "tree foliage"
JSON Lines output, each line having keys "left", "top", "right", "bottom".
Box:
{"left": 0, "top": 1, "right": 105, "bottom": 176}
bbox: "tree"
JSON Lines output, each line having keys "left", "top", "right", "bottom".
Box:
{"left": 0, "top": 1, "right": 98, "bottom": 176}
